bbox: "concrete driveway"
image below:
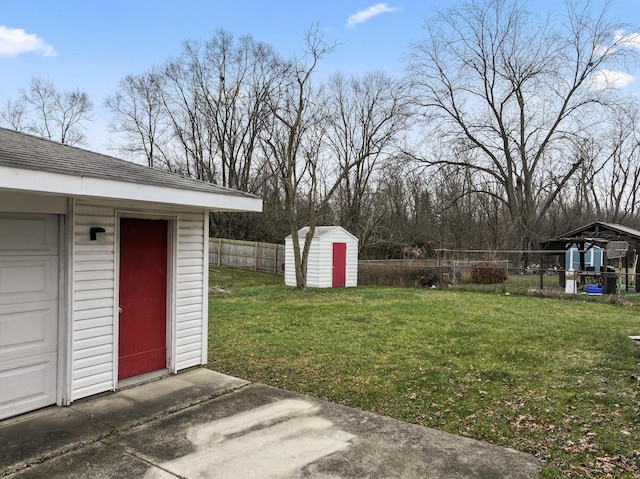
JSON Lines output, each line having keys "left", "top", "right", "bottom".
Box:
{"left": 0, "top": 368, "right": 541, "bottom": 478}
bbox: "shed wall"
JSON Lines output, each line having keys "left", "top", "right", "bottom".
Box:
{"left": 284, "top": 237, "right": 294, "bottom": 286}
{"left": 285, "top": 228, "right": 358, "bottom": 288}
{"left": 311, "top": 237, "right": 333, "bottom": 288}
{"left": 345, "top": 238, "right": 359, "bottom": 287}
{"left": 317, "top": 230, "right": 359, "bottom": 288}
{"left": 285, "top": 236, "right": 323, "bottom": 287}
{"left": 284, "top": 237, "right": 303, "bottom": 287}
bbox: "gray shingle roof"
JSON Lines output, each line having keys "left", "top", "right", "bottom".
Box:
{"left": 0, "top": 127, "right": 257, "bottom": 200}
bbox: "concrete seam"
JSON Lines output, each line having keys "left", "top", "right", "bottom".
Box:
{"left": 0, "top": 431, "right": 119, "bottom": 478}
{"left": 99, "top": 439, "right": 185, "bottom": 479}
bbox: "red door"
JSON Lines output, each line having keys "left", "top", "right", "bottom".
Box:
{"left": 118, "top": 218, "right": 168, "bottom": 380}
{"left": 332, "top": 243, "right": 347, "bottom": 287}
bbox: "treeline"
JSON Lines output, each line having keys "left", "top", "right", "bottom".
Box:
{"left": 3, "top": 0, "right": 640, "bottom": 263}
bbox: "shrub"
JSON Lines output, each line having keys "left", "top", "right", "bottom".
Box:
{"left": 418, "top": 269, "right": 439, "bottom": 287}
{"left": 470, "top": 263, "right": 508, "bottom": 284}
{"left": 358, "top": 263, "right": 441, "bottom": 287}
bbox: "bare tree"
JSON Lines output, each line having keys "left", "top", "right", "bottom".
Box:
{"left": 261, "top": 25, "right": 335, "bottom": 289}
{"left": 325, "top": 71, "right": 414, "bottom": 252}
{"left": 160, "top": 52, "right": 218, "bottom": 182}
{"left": 145, "top": 30, "right": 280, "bottom": 188}
{"left": 360, "top": 161, "right": 432, "bottom": 258}
{"left": 105, "top": 69, "right": 174, "bottom": 170}
{"left": 408, "top": 0, "right": 636, "bottom": 249}
{"left": 590, "top": 103, "right": 640, "bottom": 224}
{"left": 366, "top": 163, "right": 412, "bottom": 257}
{"left": 0, "top": 99, "right": 26, "bottom": 131}
{"left": 200, "top": 30, "right": 280, "bottom": 191}
{"left": 1, "top": 77, "right": 93, "bottom": 145}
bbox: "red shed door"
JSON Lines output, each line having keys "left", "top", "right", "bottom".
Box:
{"left": 332, "top": 242, "right": 347, "bottom": 287}
{"left": 118, "top": 218, "right": 168, "bottom": 380}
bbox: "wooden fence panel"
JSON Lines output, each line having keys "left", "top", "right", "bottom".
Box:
{"left": 209, "top": 238, "right": 285, "bottom": 274}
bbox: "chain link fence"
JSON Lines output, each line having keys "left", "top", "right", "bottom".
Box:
{"left": 358, "top": 249, "right": 639, "bottom": 297}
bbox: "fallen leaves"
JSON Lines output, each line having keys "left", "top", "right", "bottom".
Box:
{"left": 561, "top": 434, "right": 598, "bottom": 454}
{"left": 564, "top": 452, "right": 640, "bottom": 478}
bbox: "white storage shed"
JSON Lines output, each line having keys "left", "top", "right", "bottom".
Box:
{"left": 285, "top": 226, "right": 358, "bottom": 288}
{"left": 0, "top": 127, "right": 261, "bottom": 420}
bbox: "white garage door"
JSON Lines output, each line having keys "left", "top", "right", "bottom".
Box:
{"left": 0, "top": 214, "right": 59, "bottom": 419}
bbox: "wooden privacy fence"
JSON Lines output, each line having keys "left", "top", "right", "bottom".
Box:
{"left": 209, "top": 238, "right": 285, "bottom": 274}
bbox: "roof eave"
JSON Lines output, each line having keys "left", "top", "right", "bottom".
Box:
{"left": 0, "top": 165, "right": 262, "bottom": 212}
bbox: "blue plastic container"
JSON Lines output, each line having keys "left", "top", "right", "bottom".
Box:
{"left": 586, "top": 284, "right": 603, "bottom": 295}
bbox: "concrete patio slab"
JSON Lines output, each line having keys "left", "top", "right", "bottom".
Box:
{"left": 0, "top": 368, "right": 541, "bottom": 478}
{"left": 71, "top": 368, "right": 249, "bottom": 429}
{"left": 6, "top": 442, "right": 173, "bottom": 479}
{"left": 0, "top": 406, "right": 112, "bottom": 473}
{"left": 115, "top": 383, "right": 540, "bottom": 479}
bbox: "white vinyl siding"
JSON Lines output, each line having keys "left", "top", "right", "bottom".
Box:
{"left": 69, "top": 199, "right": 208, "bottom": 401}
{"left": 175, "top": 212, "right": 207, "bottom": 370}
{"left": 306, "top": 241, "right": 324, "bottom": 287}
{"left": 284, "top": 239, "right": 295, "bottom": 287}
{"left": 315, "top": 240, "right": 333, "bottom": 287}
{"left": 345, "top": 239, "right": 358, "bottom": 287}
{"left": 71, "top": 202, "right": 116, "bottom": 400}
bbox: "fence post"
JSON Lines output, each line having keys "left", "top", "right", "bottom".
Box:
{"left": 274, "top": 244, "right": 278, "bottom": 274}
{"left": 254, "top": 241, "right": 258, "bottom": 271}
{"left": 217, "top": 238, "right": 222, "bottom": 267}
{"left": 539, "top": 253, "right": 544, "bottom": 290}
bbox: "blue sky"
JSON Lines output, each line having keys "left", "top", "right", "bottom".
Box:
{"left": 1, "top": 0, "right": 640, "bottom": 152}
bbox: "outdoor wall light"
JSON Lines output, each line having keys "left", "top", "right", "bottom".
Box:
{"left": 90, "top": 227, "right": 106, "bottom": 241}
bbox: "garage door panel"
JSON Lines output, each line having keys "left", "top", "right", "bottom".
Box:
{"left": 0, "top": 352, "right": 57, "bottom": 419}
{"left": 0, "top": 215, "right": 58, "bottom": 255}
{"left": 0, "top": 256, "right": 58, "bottom": 305}
{"left": 0, "top": 213, "right": 59, "bottom": 420}
{"left": 0, "top": 300, "right": 58, "bottom": 361}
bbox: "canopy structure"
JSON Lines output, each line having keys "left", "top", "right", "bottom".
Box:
{"left": 540, "top": 221, "right": 640, "bottom": 292}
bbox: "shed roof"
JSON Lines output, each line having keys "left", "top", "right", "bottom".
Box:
{"left": 286, "top": 226, "right": 358, "bottom": 241}
{"left": 0, "top": 127, "right": 261, "bottom": 211}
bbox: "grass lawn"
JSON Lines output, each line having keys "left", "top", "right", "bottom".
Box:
{"left": 206, "top": 267, "right": 640, "bottom": 478}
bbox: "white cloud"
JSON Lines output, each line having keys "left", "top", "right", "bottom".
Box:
{"left": 591, "top": 69, "right": 635, "bottom": 90}
{"left": 614, "top": 30, "right": 640, "bottom": 51}
{"left": 346, "top": 3, "right": 399, "bottom": 29}
{"left": 594, "top": 30, "right": 640, "bottom": 59}
{"left": 0, "top": 25, "right": 56, "bottom": 58}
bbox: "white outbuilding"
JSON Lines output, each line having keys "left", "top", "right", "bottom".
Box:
{"left": 0, "top": 127, "right": 262, "bottom": 420}
{"left": 284, "top": 226, "right": 358, "bottom": 288}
